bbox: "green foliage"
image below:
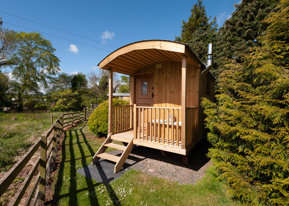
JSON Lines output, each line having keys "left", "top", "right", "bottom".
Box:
{"left": 8, "top": 32, "right": 60, "bottom": 111}
{"left": 88, "top": 99, "right": 128, "bottom": 136}
{"left": 51, "top": 89, "right": 81, "bottom": 111}
{"left": 96, "top": 72, "right": 108, "bottom": 103}
{"left": 71, "top": 73, "right": 87, "bottom": 91}
{"left": 49, "top": 73, "right": 72, "bottom": 92}
{"left": 0, "top": 72, "right": 9, "bottom": 107}
{"left": 118, "top": 75, "right": 129, "bottom": 93}
{"left": 214, "top": 0, "right": 278, "bottom": 74}
{"left": 176, "top": 0, "right": 217, "bottom": 63}
{"left": 202, "top": 1, "right": 289, "bottom": 205}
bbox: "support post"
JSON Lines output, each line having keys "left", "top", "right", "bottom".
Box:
{"left": 130, "top": 76, "right": 135, "bottom": 129}
{"left": 133, "top": 104, "right": 137, "bottom": 139}
{"left": 108, "top": 69, "right": 113, "bottom": 135}
{"left": 181, "top": 57, "right": 187, "bottom": 149}
{"left": 38, "top": 134, "right": 47, "bottom": 205}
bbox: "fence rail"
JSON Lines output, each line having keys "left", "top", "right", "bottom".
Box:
{"left": 0, "top": 107, "right": 92, "bottom": 206}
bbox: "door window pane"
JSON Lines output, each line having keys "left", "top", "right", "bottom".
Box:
{"left": 142, "top": 81, "right": 148, "bottom": 96}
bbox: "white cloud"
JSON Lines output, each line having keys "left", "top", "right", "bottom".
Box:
{"left": 101, "top": 30, "right": 115, "bottom": 43}
{"left": 69, "top": 44, "right": 79, "bottom": 54}
{"left": 71, "top": 71, "right": 79, "bottom": 75}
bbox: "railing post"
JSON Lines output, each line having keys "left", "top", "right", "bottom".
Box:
{"left": 133, "top": 104, "right": 137, "bottom": 139}
{"left": 38, "top": 133, "right": 47, "bottom": 205}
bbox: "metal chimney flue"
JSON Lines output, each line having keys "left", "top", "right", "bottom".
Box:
{"left": 207, "top": 43, "right": 212, "bottom": 68}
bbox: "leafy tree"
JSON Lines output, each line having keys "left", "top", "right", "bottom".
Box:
{"left": 214, "top": 0, "right": 278, "bottom": 74}
{"left": 118, "top": 75, "right": 129, "bottom": 93}
{"left": 96, "top": 71, "right": 108, "bottom": 103}
{"left": 202, "top": 1, "right": 289, "bottom": 205}
{"left": 49, "top": 73, "right": 72, "bottom": 92}
{"left": 9, "top": 32, "right": 60, "bottom": 111}
{"left": 176, "top": 0, "right": 217, "bottom": 63}
{"left": 71, "top": 73, "right": 87, "bottom": 91}
{"left": 0, "top": 18, "right": 17, "bottom": 68}
{"left": 0, "top": 72, "right": 9, "bottom": 107}
{"left": 51, "top": 89, "right": 81, "bottom": 111}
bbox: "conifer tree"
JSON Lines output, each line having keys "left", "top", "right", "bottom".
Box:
{"left": 176, "top": 0, "right": 217, "bottom": 63}
{"left": 202, "top": 0, "right": 289, "bottom": 205}
{"left": 214, "top": 0, "right": 278, "bottom": 74}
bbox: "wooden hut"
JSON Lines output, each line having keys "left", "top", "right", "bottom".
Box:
{"left": 93, "top": 40, "right": 214, "bottom": 173}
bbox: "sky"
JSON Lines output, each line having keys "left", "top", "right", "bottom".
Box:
{"left": 1, "top": 0, "right": 240, "bottom": 76}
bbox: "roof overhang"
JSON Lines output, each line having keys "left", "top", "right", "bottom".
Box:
{"left": 98, "top": 40, "right": 204, "bottom": 75}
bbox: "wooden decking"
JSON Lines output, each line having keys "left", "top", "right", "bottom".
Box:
{"left": 112, "top": 130, "right": 186, "bottom": 155}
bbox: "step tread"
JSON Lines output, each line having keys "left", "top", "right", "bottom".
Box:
{"left": 105, "top": 143, "right": 126, "bottom": 151}
{"left": 96, "top": 153, "right": 120, "bottom": 163}
{"left": 111, "top": 135, "right": 132, "bottom": 143}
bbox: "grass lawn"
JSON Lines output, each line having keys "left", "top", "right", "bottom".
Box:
{"left": 0, "top": 112, "right": 61, "bottom": 171}
{"left": 50, "top": 126, "right": 239, "bottom": 206}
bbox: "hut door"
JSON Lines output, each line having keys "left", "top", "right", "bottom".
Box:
{"left": 136, "top": 74, "right": 153, "bottom": 106}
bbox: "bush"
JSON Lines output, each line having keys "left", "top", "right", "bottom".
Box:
{"left": 88, "top": 99, "right": 129, "bottom": 137}
{"left": 202, "top": 2, "right": 289, "bottom": 205}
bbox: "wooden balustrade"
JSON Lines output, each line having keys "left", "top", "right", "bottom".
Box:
{"left": 112, "top": 105, "right": 133, "bottom": 134}
{"left": 0, "top": 109, "right": 89, "bottom": 205}
{"left": 135, "top": 106, "right": 182, "bottom": 147}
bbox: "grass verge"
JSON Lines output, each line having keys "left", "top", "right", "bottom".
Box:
{"left": 50, "top": 127, "right": 239, "bottom": 206}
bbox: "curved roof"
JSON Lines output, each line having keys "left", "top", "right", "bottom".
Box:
{"left": 98, "top": 40, "right": 203, "bottom": 75}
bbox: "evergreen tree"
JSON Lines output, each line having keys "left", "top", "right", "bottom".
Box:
{"left": 214, "top": 0, "right": 278, "bottom": 74}
{"left": 176, "top": 0, "right": 217, "bottom": 63}
{"left": 202, "top": 1, "right": 289, "bottom": 205}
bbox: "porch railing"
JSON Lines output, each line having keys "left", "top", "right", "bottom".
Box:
{"left": 135, "top": 106, "right": 182, "bottom": 147}
{"left": 112, "top": 105, "right": 133, "bottom": 134}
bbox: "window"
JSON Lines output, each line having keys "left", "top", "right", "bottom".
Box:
{"left": 141, "top": 81, "right": 148, "bottom": 96}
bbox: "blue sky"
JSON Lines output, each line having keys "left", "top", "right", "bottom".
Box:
{"left": 1, "top": 0, "right": 240, "bottom": 76}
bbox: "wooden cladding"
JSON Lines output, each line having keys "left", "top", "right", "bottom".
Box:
{"left": 112, "top": 105, "right": 133, "bottom": 134}
{"left": 135, "top": 106, "right": 182, "bottom": 147}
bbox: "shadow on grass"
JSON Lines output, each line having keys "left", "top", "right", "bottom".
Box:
{"left": 49, "top": 129, "right": 121, "bottom": 206}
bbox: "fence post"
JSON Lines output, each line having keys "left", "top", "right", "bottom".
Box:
{"left": 51, "top": 112, "right": 54, "bottom": 124}
{"left": 38, "top": 133, "right": 47, "bottom": 205}
{"left": 84, "top": 107, "right": 87, "bottom": 121}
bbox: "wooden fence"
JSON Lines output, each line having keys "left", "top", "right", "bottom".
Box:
{"left": 0, "top": 109, "right": 90, "bottom": 206}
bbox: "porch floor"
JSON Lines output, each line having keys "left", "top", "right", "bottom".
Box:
{"left": 112, "top": 130, "right": 187, "bottom": 155}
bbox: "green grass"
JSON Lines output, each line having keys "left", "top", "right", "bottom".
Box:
{"left": 51, "top": 127, "right": 239, "bottom": 206}
{"left": 0, "top": 112, "right": 61, "bottom": 171}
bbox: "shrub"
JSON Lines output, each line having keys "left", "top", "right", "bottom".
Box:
{"left": 88, "top": 99, "right": 129, "bottom": 137}
{"left": 202, "top": 1, "right": 289, "bottom": 205}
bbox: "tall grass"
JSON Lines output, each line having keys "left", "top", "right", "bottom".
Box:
{"left": 0, "top": 112, "right": 61, "bottom": 171}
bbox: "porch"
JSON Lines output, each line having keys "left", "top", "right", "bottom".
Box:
{"left": 111, "top": 105, "right": 199, "bottom": 155}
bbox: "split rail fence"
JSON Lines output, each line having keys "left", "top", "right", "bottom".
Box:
{"left": 0, "top": 106, "right": 95, "bottom": 206}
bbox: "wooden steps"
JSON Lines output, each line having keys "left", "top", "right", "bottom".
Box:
{"left": 96, "top": 153, "right": 120, "bottom": 163}
{"left": 93, "top": 133, "right": 134, "bottom": 173}
{"left": 105, "top": 143, "right": 126, "bottom": 151}
{"left": 111, "top": 135, "right": 131, "bottom": 143}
